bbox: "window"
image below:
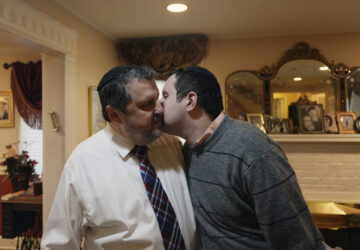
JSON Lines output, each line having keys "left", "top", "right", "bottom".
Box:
{"left": 156, "top": 80, "right": 165, "bottom": 99}
{"left": 19, "top": 117, "right": 43, "bottom": 176}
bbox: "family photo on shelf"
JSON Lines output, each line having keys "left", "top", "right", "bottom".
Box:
{"left": 239, "top": 102, "right": 359, "bottom": 135}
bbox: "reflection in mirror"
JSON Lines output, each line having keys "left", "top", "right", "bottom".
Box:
{"left": 347, "top": 68, "right": 360, "bottom": 116}
{"left": 271, "top": 60, "right": 338, "bottom": 118}
{"left": 226, "top": 71, "right": 264, "bottom": 119}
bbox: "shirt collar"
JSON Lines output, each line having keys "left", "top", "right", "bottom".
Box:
{"left": 194, "top": 112, "right": 224, "bottom": 146}
{"left": 104, "top": 123, "right": 134, "bottom": 159}
{"left": 104, "top": 123, "right": 156, "bottom": 159}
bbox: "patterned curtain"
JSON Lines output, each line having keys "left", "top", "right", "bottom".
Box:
{"left": 117, "top": 34, "right": 208, "bottom": 79}
{"left": 10, "top": 61, "right": 42, "bottom": 129}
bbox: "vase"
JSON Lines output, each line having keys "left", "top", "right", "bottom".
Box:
{"left": 10, "top": 176, "right": 29, "bottom": 192}
{"left": 4, "top": 157, "right": 32, "bottom": 192}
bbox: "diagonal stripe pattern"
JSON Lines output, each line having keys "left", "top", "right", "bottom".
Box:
{"left": 131, "top": 145, "right": 186, "bottom": 250}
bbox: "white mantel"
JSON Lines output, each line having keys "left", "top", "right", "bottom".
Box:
{"left": 270, "top": 134, "right": 360, "bottom": 143}
{"left": 269, "top": 134, "right": 360, "bottom": 204}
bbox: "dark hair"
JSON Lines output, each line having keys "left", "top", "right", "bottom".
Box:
{"left": 98, "top": 66, "right": 156, "bottom": 122}
{"left": 167, "top": 67, "right": 223, "bottom": 119}
{"left": 307, "top": 107, "right": 316, "bottom": 113}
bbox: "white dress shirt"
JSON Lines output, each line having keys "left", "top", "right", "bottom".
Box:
{"left": 41, "top": 124, "right": 197, "bottom": 250}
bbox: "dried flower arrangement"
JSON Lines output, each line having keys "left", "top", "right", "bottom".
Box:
{"left": 1, "top": 144, "right": 37, "bottom": 191}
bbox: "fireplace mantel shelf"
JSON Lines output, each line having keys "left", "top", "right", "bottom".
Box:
{"left": 269, "top": 134, "right": 360, "bottom": 143}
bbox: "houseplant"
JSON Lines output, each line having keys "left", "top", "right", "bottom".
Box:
{"left": 1, "top": 145, "right": 37, "bottom": 192}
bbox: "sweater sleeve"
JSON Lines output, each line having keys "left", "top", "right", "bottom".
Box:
{"left": 245, "top": 152, "right": 325, "bottom": 250}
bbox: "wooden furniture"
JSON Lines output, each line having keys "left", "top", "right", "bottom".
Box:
{"left": 1, "top": 194, "right": 42, "bottom": 238}
{"left": 308, "top": 202, "right": 360, "bottom": 249}
{"left": 308, "top": 202, "right": 360, "bottom": 229}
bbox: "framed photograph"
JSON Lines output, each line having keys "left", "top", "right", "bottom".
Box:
{"left": 268, "top": 118, "right": 293, "bottom": 134}
{"left": 238, "top": 112, "right": 247, "bottom": 121}
{"left": 88, "top": 86, "right": 106, "bottom": 136}
{"left": 246, "top": 113, "right": 266, "bottom": 133}
{"left": 354, "top": 116, "right": 360, "bottom": 133}
{"left": 298, "top": 104, "right": 325, "bottom": 133}
{"left": 336, "top": 111, "right": 357, "bottom": 134}
{"left": 0, "top": 91, "right": 14, "bottom": 128}
{"left": 323, "top": 111, "right": 338, "bottom": 133}
{"left": 263, "top": 114, "right": 272, "bottom": 132}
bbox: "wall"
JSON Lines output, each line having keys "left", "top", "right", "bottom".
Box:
{"left": 202, "top": 34, "right": 360, "bottom": 203}
{"left": 22, "top": 2, "right": 360, "bottom": 144}
{"left": 202, "top": 33, "right": 360, "bottom": 98}
{"left": 23, "top": 0, "right": 120, "bottom": 143}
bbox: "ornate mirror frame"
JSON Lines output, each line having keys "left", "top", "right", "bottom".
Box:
{"left": 226, "top": 42, "right": 357, "bottom": 117}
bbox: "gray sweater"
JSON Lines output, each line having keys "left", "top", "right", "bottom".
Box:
{"left": 183, "top": 115, "right": 324, "bottom": 250}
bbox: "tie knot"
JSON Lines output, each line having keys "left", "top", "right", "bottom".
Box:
{"left": 130, "top": 145, "right": 148, "bottom": 159}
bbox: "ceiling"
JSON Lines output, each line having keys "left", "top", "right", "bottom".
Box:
{"left": 51, "top": 0, "right": 360, "bottom": 41}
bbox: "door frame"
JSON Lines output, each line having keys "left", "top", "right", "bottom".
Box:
{"left": 0, "top": 0, "right": 78, "bottom": 225}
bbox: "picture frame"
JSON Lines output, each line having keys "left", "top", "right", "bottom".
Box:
{"left": 268, "top": 118, "right": 293, "bottom": 134}
{"left": 88, "top": 86, "right": 106, "bottom": 136}
{"left": 354, "top": 116, "right": 360, "bottom": 133}
{"left": 323, "top": 111, "right": 338, "bottom": 133}
{"left": 238, "top": 112, "right": 247, "bottom": 121}
{"left": 0, "top": 91, "right": 14, "bottom": 128}
{"left": 246, "top": 113, "right": 266, "bottom": 133}
{"left": 336, "top": 111, "right": 357, "bottom": 134}
{"left": 298, "top": 104, "right": 325, "bottom": 133}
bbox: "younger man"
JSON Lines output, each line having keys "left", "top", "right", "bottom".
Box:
{"left": 160, "top": 66, "right": 324, "bottom": 249}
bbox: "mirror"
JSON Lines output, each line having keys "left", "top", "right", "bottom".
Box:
{"left": 225, "top": 42, "right": 354, "bottom": 121}
{"left": 272, "top": 60, "right": 338, "bottom": 118}
{"left": 347, "top": 68, "right": 360, "bottom": 116}
{"left": 226, "top": 71, "right": 264, "bottom": 119}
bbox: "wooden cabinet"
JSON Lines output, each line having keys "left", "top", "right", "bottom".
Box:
{"left": 1, "top": 195, "right": 42, "bottom": 238}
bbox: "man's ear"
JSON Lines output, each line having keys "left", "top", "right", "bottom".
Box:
{"left": 106, "top": 105, "right": 123, "bottom": 123}
{"left": 186, "top": 92, "right": 198, "bottom": 112}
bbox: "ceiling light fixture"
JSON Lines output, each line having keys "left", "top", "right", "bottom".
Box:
{"left": 319, "top": 66, "right": 329, "bottom": 71}
{"left": 293, "top": 77, "right": 302, "bottom": 81}
{"left": 167, "top": 3, "right": 188, "bottom": 13}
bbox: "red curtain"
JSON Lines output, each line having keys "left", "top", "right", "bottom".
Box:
{"left": 10, "top": 61, "right": 42, "bottom": 129}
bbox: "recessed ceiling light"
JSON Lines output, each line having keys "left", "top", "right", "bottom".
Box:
{"left": 293, "top": 77, "right": 302, "bottom": 81}
{"left": 167, "top": 3, "right": 188, "bottom": 13}
{"left": 319, "top": 66, "right": 329, "bottom": 71}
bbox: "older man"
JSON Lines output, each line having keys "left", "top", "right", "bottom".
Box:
{"left": 41, "top": 66, "right": 197, "bottom": 250}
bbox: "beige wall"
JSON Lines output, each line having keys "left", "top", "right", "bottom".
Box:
{"left": 203, "top": 33, "right": 360, "bottom": 98}
{"left": 202, "top": 35, "right": 360, "bottom": 203}
{"left": 15, "top": 1, "right": 360, "bottom": 144}
{"left": 24, "top": 0, "right": 120, "bottom": 143}
{"left": 0, "top": 52, "right": 41, "bottom": 166}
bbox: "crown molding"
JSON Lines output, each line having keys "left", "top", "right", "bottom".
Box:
{"left": 0, "top": 0, "right": 78, "bottom": 58}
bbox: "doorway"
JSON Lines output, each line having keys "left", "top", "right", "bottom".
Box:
{"left": 0, "top": 1, "right": 78, "bottom": 244}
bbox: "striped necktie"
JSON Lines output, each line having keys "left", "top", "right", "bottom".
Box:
{"left": 131, "top": 145, "right": 186, "bottom": 250}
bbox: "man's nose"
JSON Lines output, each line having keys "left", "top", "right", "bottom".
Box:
{"left": 154, "top": 100, "right": 164, "bottom": 114}
{"left": 159, "top": 97, "right": 164, "bottom": 106}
